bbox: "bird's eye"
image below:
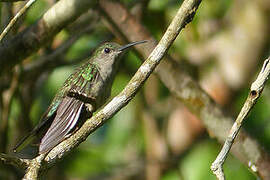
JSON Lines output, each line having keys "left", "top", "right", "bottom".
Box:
{"left": 104, "top": 48, "right": 111, "bottom": 54}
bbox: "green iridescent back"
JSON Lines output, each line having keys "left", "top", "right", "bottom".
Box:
{"left": 46, "top": 62, "right": 99, "bottom": 118}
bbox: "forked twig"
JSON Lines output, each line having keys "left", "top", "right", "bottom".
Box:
{"left": 211, "top": 57, "right": 270, "bottom": 180}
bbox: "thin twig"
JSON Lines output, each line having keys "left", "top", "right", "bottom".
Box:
{"left": 0, "top": 0, "right": 37, "bottom": 42}
{"left": 98, "top": 1, "right": 270, "bottom": 178}
{"left": 46, "top": 0, "right": 201, "bottom": 162}
{"left": 0, "top": 0, "right": 97, "bottom": 73}
{"left": 0, "top": 0, "right": 201, "bottom": 178}
{"left": 211, "top": 57, "right": 270, "bottom": 180}
{"left": 13, "top": 0, "right": 201, "bottom": 178}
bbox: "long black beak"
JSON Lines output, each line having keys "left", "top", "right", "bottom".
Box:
{"left": 118, "top": 40, "right": 147, "bottom": 51}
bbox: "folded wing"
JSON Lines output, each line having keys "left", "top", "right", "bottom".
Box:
{"left": 39, "top": 96, "right": 83, "bottom": 153}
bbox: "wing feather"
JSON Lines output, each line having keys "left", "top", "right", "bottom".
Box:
{"left": 39, "top": 97, "right": 83, "bottom": 153}
{"left": 14, "top": 63, "right": 100, "bottom": 154}
{"left": 39, "top": 65, "right": 100, "bottom": 153}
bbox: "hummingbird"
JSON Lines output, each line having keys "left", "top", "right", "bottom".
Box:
{"left": 14, "top": 40, "right": 147, "bottom": 155}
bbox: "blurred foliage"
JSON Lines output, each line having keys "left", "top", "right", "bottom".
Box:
{"left": 1, "top": 0, "right": 270, "bottom": 179}
{"left": 179, "top": 140, "right": 255, "bottom": 180}
{"left": 25, "top": 0, "right": 48, "bottom": 24}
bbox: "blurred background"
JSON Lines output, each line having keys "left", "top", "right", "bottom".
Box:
{"left": 0, "top": 0, "right": 270, "bottom": 179}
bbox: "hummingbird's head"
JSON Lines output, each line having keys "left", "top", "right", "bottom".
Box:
{"left": 93, "top": 40, "right": 147, "bottom": 79}
{"left": 94, "top": 40, "right": 147, "bottom": 64}
{"left": 93, "top": 42, "right": 122, "bottom": 66}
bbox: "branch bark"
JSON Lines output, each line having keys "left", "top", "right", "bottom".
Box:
{"left": 0, "top": 0, "right": 202, "bottom": 178}
{"left": 98, "top": 0, "right": 270, "bottom": 179}
{"left": 211, "top": 57, "right": 270, "bottom": 180}
{"left": 43, "top": 0, "right": 201, "bottom": 168}
{"left": 23, "top": 154, "right": 45, "bottom": 180}
{"left": 0, "top": 0, "right": 97, "bottom": 74}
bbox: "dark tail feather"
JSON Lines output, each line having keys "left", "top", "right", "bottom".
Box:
{"left": 13, "top": 132, "right": 35, "bottom": 153}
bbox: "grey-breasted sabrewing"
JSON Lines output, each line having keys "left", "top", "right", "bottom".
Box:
{"left": 14, "top": 40, "right": 147, "bottom": 154}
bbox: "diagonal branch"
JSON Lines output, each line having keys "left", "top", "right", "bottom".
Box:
{"left": 44, "top": 0, "right": 202, "bottom": 167}
{"left": 15, "top": 0, "right": 201, "bottom": 178}
{"left": 211, "top": 57, "right": 270, "bottom": 180}
{"left": 97, "top": 0, "right": 270, "bottom": 179}
{"left": 0, "top": 0, "right": 97, "bottom": 74}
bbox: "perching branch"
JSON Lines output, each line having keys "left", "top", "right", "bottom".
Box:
{"left": 211, "top": 57, "right": 270, "bottom": 180}
{"left": 22, "top": 154, "right": 46, "bottom": 180}
{"left": 0, "top": 0, "right": 97, "bottom": 74}
{"left": 97, "top": 1, "right": 270, "bottom": 179}
{"left": 0, "top": 0, "right": 37, "bottom": 42}
{"left": 15, "top": 0, "right": 200, "bottom": 178}
{"left": 45, "top": 0, "right": 201, "bottom": 166}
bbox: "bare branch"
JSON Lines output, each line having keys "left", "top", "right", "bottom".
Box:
{"left": 211, "top": 57, "right": 270, "bottom": 180}
{"left": 14, "top": 0, "right": 201, "bottom": 178}
{"left": 98, "top": 0, "right": 270, "bottom": 178}
{"left": 0, "top": 0, "right": 97, "bottom": 74}
{"left": 44, "top": 0, "right": 201, "bottom": 166}
{"left": 23, "top": 154, "right": 46, "bottom": 180}
{"left": 0, "top": 0, "right": 37, "bottom": 42}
